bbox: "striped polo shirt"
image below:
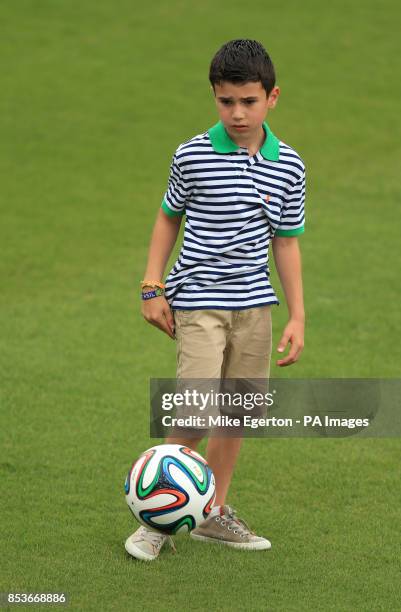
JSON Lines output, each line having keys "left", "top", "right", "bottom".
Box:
{"left": 161, "top": 120, "right": 305, "bottom": 310}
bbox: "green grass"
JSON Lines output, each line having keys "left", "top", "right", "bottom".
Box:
{"left": 1, "top": 1, "right": 401, "bottom": 610}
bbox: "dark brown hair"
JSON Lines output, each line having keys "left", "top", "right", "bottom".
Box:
{"left": 209, "top": 39, "right": 276, "bottom": 96}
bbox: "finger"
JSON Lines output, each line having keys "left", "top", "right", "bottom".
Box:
{"left": 293, "top": 344, "right": 304, "bottom": 361}
{"left": 163, "top": 307, "right": 175, "bottom": 336}
{"left": 288, "top": 341, "right": 304, "bottom": 363}
{"left": 277, "top": 333, "right": 291, "bottom": 354}
{"left": 159, "top": 316, "right": 175, "bottom": 339}
{"left": 277, "top": 356, "right": 294, "bottom": 367}
{"left": 149, "top": 316, "right": 175, "bottom": 339}
{"left": 276, "top": 343, "right": 302, "bottom": 366}
{"left": 162, "top": 319, "right": 175, "bottom": 339}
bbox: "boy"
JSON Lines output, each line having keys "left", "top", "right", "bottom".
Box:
{"left": 125, "top": 39, "right": 305, "bottom": 561}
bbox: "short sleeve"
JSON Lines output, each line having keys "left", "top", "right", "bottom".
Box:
{"left": 161, "top": 151, "right": 188, "bottom": 217}
{"left": 275, "top": 169, "right": 306, "bottom": 237}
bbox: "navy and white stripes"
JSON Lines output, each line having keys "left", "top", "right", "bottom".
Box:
{"left": 162, "top": 121, "right": 305, "bottom": 310}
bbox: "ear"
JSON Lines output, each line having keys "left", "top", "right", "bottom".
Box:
{"left": 267, "top": 86, "right": 280, "bottom": 109}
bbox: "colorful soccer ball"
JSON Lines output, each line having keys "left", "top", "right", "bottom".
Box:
{"left": 124, "top": 444, "right": 216, "bottom": 534}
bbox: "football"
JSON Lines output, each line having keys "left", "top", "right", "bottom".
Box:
{"left": 124, "top": 444, "right": 216, "bottom": 534}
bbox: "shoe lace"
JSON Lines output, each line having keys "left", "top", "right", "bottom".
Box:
{"left": 139, "top": 527, "right": 177, "bottom": 553}
{"left": 221, "top": 506, "right": 254, "bottom": 537}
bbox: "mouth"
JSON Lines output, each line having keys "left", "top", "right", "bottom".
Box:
{"left": 232, "top": 125, "right": 247, "bottom": 130}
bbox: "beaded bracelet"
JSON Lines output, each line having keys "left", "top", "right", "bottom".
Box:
{"left": 140, "top": 280, "right": 166, "bottom": 289}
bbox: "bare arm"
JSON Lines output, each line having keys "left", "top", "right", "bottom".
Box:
{"left": 142, "top": 209, "right": 183, "bottom": 339}
{"left": 271, "top": 236, "right": 305, "bottom": 366}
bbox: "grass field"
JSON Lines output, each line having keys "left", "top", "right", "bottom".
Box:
{"left": 1, "top": 1, "right": 401, "bottom": 610}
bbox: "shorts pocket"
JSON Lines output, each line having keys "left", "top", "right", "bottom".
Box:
{"left": 173, "top": 309, "right": 192, "bottom": 328}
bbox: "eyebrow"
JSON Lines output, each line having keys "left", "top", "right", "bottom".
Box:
{"left": 217, "top": 96, "right": 259, "bottom": 101}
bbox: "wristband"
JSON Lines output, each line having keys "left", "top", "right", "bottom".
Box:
{"left": 140, "top": 280, "right": 165, "bottom": 289}
{"left": 142, "top": 288, "right": 164, "bottom": 300}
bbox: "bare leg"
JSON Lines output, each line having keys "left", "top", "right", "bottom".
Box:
{"left": 206, "top": 435, "right": 243, "bottom": 506}
{"left": 164, "top": 434, "right": 204, "bottom": 451}
{"left": 165, "top": 433, "right": 242, "bottom": 507}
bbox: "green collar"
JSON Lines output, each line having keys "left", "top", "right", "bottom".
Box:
{"left": 208, "top": 120, "right": 280, "bottom": 161}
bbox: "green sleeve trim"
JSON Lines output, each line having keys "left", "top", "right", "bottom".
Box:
{"left": 161, "top": 199, "right": 185, "bottom": 217}
{"left": 275, "top": 226, "right": 305, "bottom": 237}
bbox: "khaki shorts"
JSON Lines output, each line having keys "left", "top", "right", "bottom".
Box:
{"left": 171, "top": 307, "right": 272, "bottom": 429}
{"left": 174, "top": 307, "right": 272, "bottom": 379}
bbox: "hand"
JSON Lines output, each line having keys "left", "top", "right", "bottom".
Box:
{"left": 141, "top": 295, "right": 175, "bottom": 339}
{"left": 276, "top": 318, "right": 304, "bottom": 367}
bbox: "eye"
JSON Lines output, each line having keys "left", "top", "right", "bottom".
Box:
{"left": 244, "top": 100, "right": 255, "bottom": 105}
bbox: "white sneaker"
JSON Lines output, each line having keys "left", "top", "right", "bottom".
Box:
{"left": 125, "top": 526, "right": 176, "bottom": 561}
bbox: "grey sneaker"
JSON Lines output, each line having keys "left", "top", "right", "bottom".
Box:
{"left": 190, "top": 505, "right": 271, "bottom": 550}
{"left": 125, "top": 526, "right": 176, "bottom": 561}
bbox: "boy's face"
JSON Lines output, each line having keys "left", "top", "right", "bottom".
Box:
{"left": 212, "top": 80, "right": 279, "bottom": 143}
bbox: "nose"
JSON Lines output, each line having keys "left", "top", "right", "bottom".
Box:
{"left": 232, "top": 103, "right": 245, "bottom": 121}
